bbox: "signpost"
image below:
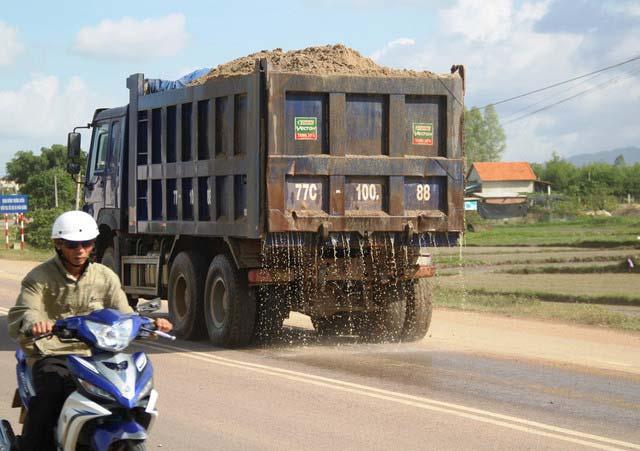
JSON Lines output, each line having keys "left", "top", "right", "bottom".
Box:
{"left": 0, "top": 195, "right": 28, "bottom": 214}
{"left": 0, "top": 195, "right": 28, "bottom": 249}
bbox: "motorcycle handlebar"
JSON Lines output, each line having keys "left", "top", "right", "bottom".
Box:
{"left": 152, "top": 329, "right": 176, "bottom": 341}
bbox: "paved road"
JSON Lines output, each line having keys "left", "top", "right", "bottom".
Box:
{"left": 0, "top": 260, "right": 638, "bottom": 450}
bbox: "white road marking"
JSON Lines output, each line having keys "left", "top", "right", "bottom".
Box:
{"left": 142, "top": 340, "right": 640, "bottom": 451}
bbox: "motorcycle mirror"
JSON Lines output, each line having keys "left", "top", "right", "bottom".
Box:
{"left": 136, "top": 298, "right": 161, "bottom": 314}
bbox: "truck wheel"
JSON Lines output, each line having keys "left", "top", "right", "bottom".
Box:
{"left": 204, "top": 255, "right": 256, "bottom": 347}
{"left": 168, "top": 251, "right": 207, "bottom": 339}
{"left": 401, "top": 279, "right": 433, "bottom": 342}
{"left": 361, "top": 291, "right": 406, "bottom": 342}
{"left": 311, "top": 314, "right": 358, "bottom": 337}
{"left": 253, "top": 287, "right": 286, "bottom": 343}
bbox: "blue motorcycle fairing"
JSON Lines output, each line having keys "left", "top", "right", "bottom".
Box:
{"left": 14, "top": 348, "right": 33, "bottom": 408}
{"left": 92, "top": 420, "right": 147, "bottom": 451}
{"left": 67, "top": 355, "right": 154, "bottom": 409}
{"left": 55, "top": 309, "right": 152, "bottom": 347}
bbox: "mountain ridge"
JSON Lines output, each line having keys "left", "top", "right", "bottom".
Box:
{"left": 567, "top": 146, "right": 640, "bottom": 166}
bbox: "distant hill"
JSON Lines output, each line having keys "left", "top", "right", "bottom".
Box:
{"left": 567, "top": 146, "right": 640, "bottom": 166}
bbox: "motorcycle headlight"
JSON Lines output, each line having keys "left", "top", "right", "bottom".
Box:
{"left": 85, "top": 319, "right": 134, "bottom": 352}
{"left": 78, "top": 378, "right": 115, "bottom": 401}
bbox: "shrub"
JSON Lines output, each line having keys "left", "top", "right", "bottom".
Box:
{"left": 26, "top": 208, "right": 64, "bottom": 249}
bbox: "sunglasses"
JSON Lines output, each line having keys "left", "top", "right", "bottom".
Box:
{"left": 61, "top": 240, "right": 95, "bottom": 249}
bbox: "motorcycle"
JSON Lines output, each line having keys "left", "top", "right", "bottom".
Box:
{"left": 0, "top": 301, "right": 174, "bottom": 451}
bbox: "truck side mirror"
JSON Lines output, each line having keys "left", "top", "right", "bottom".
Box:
{"left": 67, "top": 132, "right": 81, "bottom": 175}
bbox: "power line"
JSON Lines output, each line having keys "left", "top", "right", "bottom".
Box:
{"left": 503, "top": 65, "right": 640, "bottom": 125}
{"left": 479, "top": 53, "right": 640, "bottom": 110}
{"left": 501, "top": 60, "right": 640, "bottom": 121}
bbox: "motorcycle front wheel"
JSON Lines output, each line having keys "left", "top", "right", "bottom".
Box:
{"left": 109, "top": 440, "right": 146, "bottom": 451}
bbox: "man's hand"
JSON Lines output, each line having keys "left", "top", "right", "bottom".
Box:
{"left": 31, "top": 321, "right": 53, "bottom": 337}
{"left": 155, "top": 318, "right": 173, "bottom": 333}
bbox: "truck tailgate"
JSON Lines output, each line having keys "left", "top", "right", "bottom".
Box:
{"left": 265, "top": 69, "right": 464, "bottom": 234}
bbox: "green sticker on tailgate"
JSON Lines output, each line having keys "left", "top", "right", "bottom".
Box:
{"left": 412, "top": 122, "right": 434, "bottom": 146}
{"left": 295, "top": 117, "right": 318, "bottom": 141}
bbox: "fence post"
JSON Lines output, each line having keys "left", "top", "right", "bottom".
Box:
{"left": 20, "top": 214, "right": 24, "bottom": 250}
{"left": 4, "top": 214, "right": 8, "bottom": 249}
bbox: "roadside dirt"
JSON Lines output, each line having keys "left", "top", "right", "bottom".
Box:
{"left": 286, "top": 309, "right": 640, "bottom": 377}
{"left": 192, "top": 44, "right": 441, "bottom": 83}
{"left": 428, "top": 309, "right": 640, "bottom": 376}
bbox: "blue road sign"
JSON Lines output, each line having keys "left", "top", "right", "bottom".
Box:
{"left": 0, "top": 195, "right": 28, "bottom": 214}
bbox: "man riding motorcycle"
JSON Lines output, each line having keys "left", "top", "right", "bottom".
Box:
{"left": 7, "top": 210, "right": 172, "bottom": 451}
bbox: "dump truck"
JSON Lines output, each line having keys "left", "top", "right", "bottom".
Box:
{"left": 67, "top": 55, "right": 465, "bottom": 347}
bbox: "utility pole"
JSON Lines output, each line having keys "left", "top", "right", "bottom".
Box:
{"left": 75, "top": 172, "right": 81, "bottom": 210}
{"left": 54, "top": 174, "right": 59, "bottom": 208}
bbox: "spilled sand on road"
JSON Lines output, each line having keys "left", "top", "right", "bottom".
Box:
{"left": 285, "top": 309, "right": 640, "bottom": 377}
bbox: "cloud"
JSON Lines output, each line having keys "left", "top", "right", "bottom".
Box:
{"left": 608, "top": 1, "right": 640, "bottom": 17}
{"left": 372, "top": 0, "right": 640, "bottom": 162}
{"left": 0, "top": 74, "right": 103, "bottom": 172}
{"left": 370, "top": 38, "right": 415, "bottom": 62}
{"left": 440, "top": 0, "right": 514, "bottom": 43}
{"left": 74, "top": 14, "right": 188, "bottom": 60}
{"left": 0, "top": 21, "right": 23, "bottom": 65}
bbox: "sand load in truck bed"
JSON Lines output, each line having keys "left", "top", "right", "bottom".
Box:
{"left": 190, "top": 44, "right": 449, "bottom": 83}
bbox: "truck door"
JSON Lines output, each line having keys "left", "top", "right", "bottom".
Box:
{"left": 85, "top": 121, "right": 110, "bottom": 219}
{"left": 104, "top": 119, "right": 122, "bottom": 208}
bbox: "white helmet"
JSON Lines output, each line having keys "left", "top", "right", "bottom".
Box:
{"left": 51, "top": 210, "right": 99, "bottom": 241}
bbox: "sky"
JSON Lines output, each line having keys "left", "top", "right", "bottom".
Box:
{"left": 0, "top": 0, "right": 638, "bottom": 174}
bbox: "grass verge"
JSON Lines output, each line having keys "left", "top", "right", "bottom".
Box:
{"left": 435, "top": 287, "right": 640, "bottom": 332}
{"left": 464, "top": 216, "right": 640, "bottom": 247}
{"left": 457, "top": 288, "right": 640, "bottom": 306}
{"left": 499, "top": 263, "right": 638, "bottom": 275}
{"left": 0, "top": 248, "right": 53, "bottom": 262}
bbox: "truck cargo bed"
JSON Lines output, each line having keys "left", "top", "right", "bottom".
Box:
{"left": 127, "top": 61, "right": 464, "bottom": 239}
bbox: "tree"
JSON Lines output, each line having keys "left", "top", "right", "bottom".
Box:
{"left": 21, "top": 168, "right": 76, "bottom": 210}
{"left": 536, "top": 152, "right": 579, "bottom": 195}
{"left": 5, "top": 144, "right": 86, "bottom": 185}
{"left": 464, "top": 105, "right": 506, "bottom": 167}
{"left": 6, "top": 151, "right": 48, "bottom": 184}
{"left": 614, "top": 154, "right": 626, "bottom": 167}
{"left": 483, "top": 105, "right": 506, "bottom": 161}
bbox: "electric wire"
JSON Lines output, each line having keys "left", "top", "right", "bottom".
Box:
{"left": 501, "top": 60, "right": 640, "bottom": 121}
{"left": 479, "top": 53, "right": 640, "bottom": 110}
{"left": 503, "top": 65, "right": 640, "bottom": 125}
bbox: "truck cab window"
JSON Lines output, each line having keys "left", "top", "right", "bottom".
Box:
{"left": 109, "top": 120, "right": 122, "bottom": 174}
{"left": 90, "top": 122, "right": 110, "bottom": 175}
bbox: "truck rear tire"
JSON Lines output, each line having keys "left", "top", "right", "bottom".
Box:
{"left": 312, "top": 313, "right": 359, "bottom": 337}
{"left": 360, "top": 289, "right": 406, "bottom": 342}
{"left": 167, "top": 251, "right": 208, "bottom": 339}
{"left": 253, "top": 287, "right": 286, "bottom": 343}
{"left": 204, "top": 254, "right": 256, "bottom": 347}
{"left": 401, "top": 279, "right": 433, "bottom": 342}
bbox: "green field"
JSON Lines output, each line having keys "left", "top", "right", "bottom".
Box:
{"left": 433, "top": 216, "right": 640, "bottom": 331}
{"left": 464, "top": 216, "right": 640, "bottom": 247}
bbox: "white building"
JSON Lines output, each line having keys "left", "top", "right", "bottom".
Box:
{"left": 0, "top": 178, "right": 19, "bottom": 194}
{"left": 467, "top": 162, "right": 537, "bottom": 198}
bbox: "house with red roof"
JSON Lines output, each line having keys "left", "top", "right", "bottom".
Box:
{"left": 466, "top": 162, "right": 538, "bottom": 218}
{"left": 467, "top": 162, "right": 537, "bottom": 198}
